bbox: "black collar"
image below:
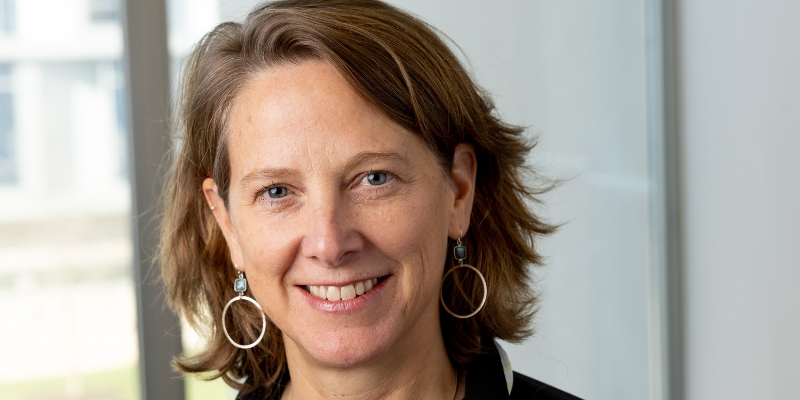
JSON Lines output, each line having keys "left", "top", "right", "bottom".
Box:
{"left": 462, "top": 344, "right": 511, "bottom": 399}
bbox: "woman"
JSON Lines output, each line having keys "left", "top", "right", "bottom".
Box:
{"left": 160, "top": 1, "right": 580, "bottom": 398}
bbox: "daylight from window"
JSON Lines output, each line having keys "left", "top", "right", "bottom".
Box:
{"left": 0, "top": 0, "right": 138, "bottom": 398}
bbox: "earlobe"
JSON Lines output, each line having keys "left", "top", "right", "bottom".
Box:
{"left": 448, "top": 144, "right": 477, "bottom": 238}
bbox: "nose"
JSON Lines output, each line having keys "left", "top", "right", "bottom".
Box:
{"left": 300, "top": 196, "right": 363, "bottom": 267}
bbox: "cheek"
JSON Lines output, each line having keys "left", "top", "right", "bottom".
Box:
{"left": 234, "top": 218, "right": 298, "bottom": 314}
{"left": 382, "top": 188, "right": 450, "bottom": 294}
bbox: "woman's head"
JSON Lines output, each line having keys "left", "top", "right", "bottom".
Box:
{"left": 161, "top": 0, "right": 554, "bottom": 394}
{"left": 206, "top": 58, "right": 476, "bottom": 371}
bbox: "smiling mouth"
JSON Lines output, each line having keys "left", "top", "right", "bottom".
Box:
{"left": 306, "top": 277, "right": 382, "bottom": 301}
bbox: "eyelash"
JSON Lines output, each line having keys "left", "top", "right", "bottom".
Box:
{"left": 254, "top": 184, "right": 293, "bottom": 208}
{"left": 361, "top": 170, "right": 393, "bottom": 186}
{"left": 254, "top": 170, "right": 397, "bottom": 204}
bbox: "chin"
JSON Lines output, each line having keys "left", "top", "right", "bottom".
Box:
{"left": 291, "top": 325, "right": 397, "bottom": 368}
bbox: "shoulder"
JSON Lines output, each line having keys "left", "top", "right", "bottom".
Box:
{"left": 510, "top": 371, "right": 583, "bottom": 400}
{"left": 463, "top": 341, "right": 582, "bottom": 400}
{"left": 235, "top": 380, "right": 286, "bottom": 400}
{"left": 236, "top": 387, "right": 270, "bottom": 400}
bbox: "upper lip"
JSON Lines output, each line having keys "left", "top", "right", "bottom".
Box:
{"left": 297, "top": 275, "right": 386, "bottom": 287}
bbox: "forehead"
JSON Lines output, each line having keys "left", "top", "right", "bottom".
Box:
{"left": 231, "top": 60, "right": 369, "bottom": 134}
{"left": 226, "top": 60, "right": 423, "bottom": 176}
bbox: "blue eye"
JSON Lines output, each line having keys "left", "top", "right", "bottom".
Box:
{"left": 267, "top": 187, "right": 288, "bottom": 198}
{"left": 365, "top": 172, "right": 388, "bottom": 185}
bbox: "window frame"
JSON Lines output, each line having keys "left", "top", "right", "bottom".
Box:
{"left": 122, "top": 0, "right": 184, "bottom": 398}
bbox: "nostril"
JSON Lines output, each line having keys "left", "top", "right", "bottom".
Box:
{"left": 300, "top": 213, "right": 365, "bottom": 267}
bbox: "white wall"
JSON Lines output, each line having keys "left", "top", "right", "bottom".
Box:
{"left": 677, "top": 1, "right": 800, "bottom": 399}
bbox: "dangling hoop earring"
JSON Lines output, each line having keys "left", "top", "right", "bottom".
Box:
{"left": 440, "top": 232, "right": 488, "bottom": 319}
{"left": 221, "top": 269, "right": 267, "bottom": 349}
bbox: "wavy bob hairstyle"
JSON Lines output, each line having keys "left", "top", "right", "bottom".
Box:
{"left": 160, "top": 0, "right": 555, "bottom": 395}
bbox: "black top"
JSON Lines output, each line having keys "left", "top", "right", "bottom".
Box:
{"left": 463, "top": 345, "right": 582, "bottom": 400}
{"left": 237, "top": 345, "right": 582, "bottom": 399}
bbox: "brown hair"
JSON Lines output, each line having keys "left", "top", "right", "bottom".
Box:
{"left": 160, "top": 0, "right": 555, "bottom": 395}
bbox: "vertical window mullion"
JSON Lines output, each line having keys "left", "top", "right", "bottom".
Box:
{"left": 122, "top": 0, "right": 184, "bottom": 398}
{"left": 645, "top": 0, "right": 683, "bottom": 399}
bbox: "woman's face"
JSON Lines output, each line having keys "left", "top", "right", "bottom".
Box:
{"left": 204, "top": 60, "right": 475, "bottom": 367}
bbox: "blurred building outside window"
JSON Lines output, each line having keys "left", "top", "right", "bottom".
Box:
{"left": 0, "top": 0, "right": 15, "bottom": 35}
{"left": 0, "top": 63, "right": 15, "bottom": 183}
{"left": 0, "top": 0, "right": 138, "bottom": 398}
{"left": 90, "top": 0, "right": 120, "bottom": 24}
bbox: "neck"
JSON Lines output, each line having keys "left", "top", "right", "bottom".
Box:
{"left": 280, "top": 306, "right": 457, "bottom": 400}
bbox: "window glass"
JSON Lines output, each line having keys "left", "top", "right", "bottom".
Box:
{"left": 90, "top": 0, "right": 120, "bottom": 24}
{"left": 0, "top": 64, "right": 15, "bottom": 183}
{"left": 0, "top": 0, "right": 16, "bottom": 35}
{"left": 0, "top": 0, "right": 139, "bottom": 398}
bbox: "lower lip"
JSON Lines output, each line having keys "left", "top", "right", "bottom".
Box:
{"left": 298, "top": 277, "right": 389, "bottom": 313}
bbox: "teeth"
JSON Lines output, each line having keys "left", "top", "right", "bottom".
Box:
{"left": 307, "top": 278, "right": 380, "bottom": 301}
{"left": 341, "top": 284, "right": 356, "bottom": 300}
{"left": 326, "top": 286, "right": 341, "bottom": 301}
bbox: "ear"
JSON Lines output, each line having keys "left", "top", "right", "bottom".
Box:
{"left": 202, "top": 178, "right": 244, "bottom": 270}
{"left": 447, "top": 143, "right": 477, "bottom": 239}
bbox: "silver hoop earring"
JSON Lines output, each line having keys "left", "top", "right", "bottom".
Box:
{"left": 440, "top": 234, "right": 487, "bottom": 319}
{"left": 222, "top": 270, "right": 267, "bottom": 349}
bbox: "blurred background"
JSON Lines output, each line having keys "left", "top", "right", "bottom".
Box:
{"left": 0, "top": 0, "right": 797, "bottom": 399}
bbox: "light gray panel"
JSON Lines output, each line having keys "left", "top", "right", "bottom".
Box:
{"left": 219, "top": 0, "right": 258, "bottom": 21}
{"left": 678, "top": 1, "right": 800, "bottom": 399}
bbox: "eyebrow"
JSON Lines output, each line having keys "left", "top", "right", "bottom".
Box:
{"left": 240, "top": 167, "right": 297, "bottom": 187}
{"left": 238, "top": 151, "right": 411, "bottom": 187}
{"left": 345, "top": 151, "right": 410, "bottom": 169}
